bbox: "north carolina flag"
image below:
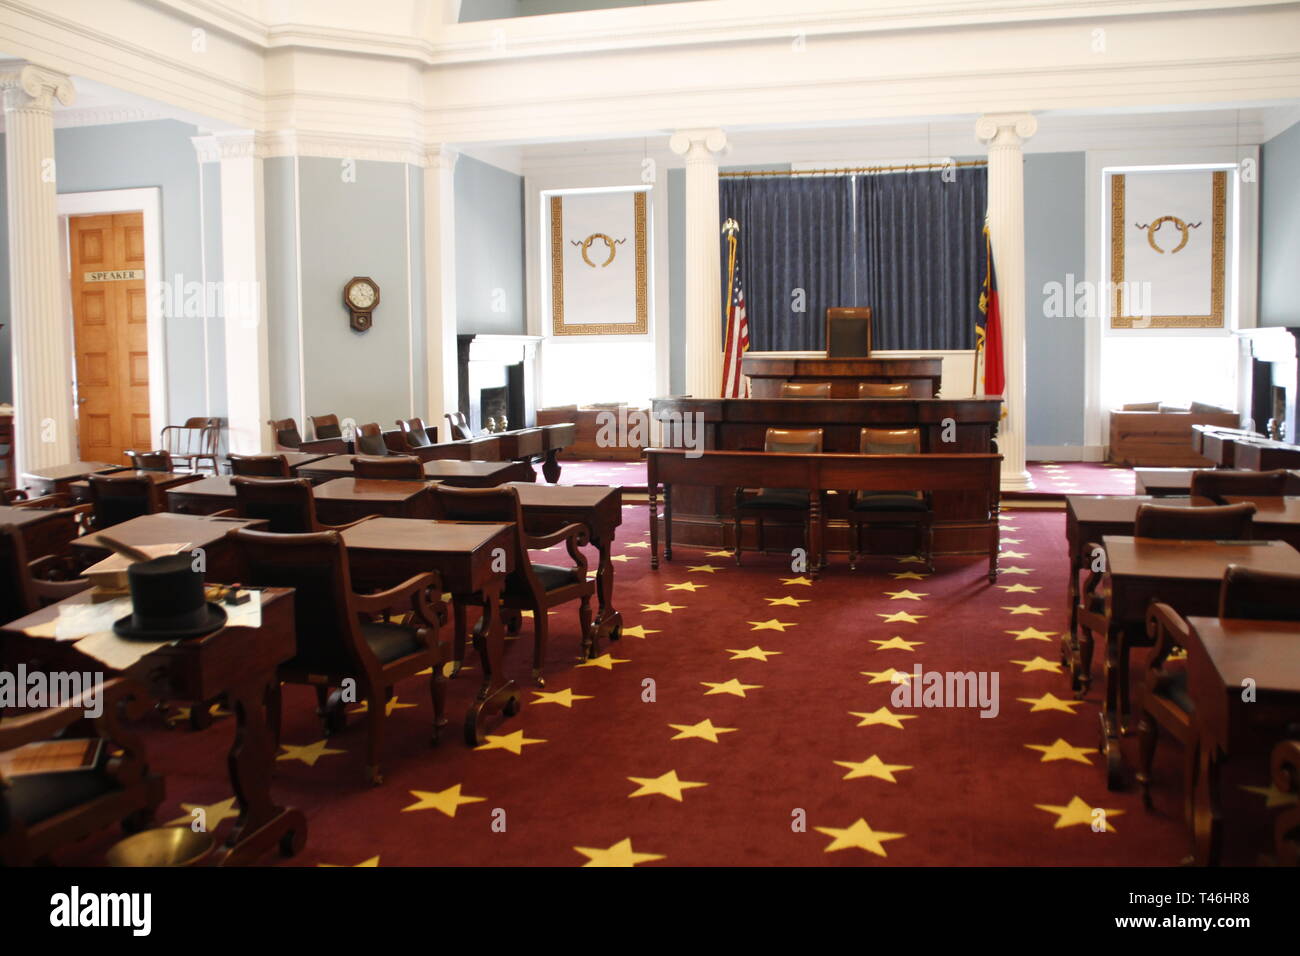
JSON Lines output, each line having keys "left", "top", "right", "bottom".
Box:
{"left": 976, "top": 224, "right": 1005, "bottom": 399}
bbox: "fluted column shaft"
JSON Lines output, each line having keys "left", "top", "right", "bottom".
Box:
{"left": 423, "top": 147, "right": 459, "bottom": 434}
{"left": 977, "top": 113, "right": 1037, "bottom": 491}
{"left": 2, "top": 65, "right": 75, "bottom": 477}
{"left": 670, "top": 129, "right": 727, "bottom": 398}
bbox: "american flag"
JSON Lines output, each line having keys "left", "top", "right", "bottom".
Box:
{"left": 721, "top": 228, "right": 750, "bottom": 398}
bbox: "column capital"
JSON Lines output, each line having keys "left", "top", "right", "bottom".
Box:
{"left": 669, "top": 128, "right": 727, "bottom": 160}
{"left": 0, "top": 64, "right": 75, "bottom": 112}
{"left": 424, "top": 146, "right": 458, "bottom": 172}
{"left": 975, "top": 112, "right": 1038, "bottom": 147}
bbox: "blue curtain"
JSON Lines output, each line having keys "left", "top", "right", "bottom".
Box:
{"left": 719, "top": 167, "right": 986, "bottom": 351}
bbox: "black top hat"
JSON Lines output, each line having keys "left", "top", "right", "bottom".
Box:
{"left": 112, "top": 554, "right": 227, "bottom": 641}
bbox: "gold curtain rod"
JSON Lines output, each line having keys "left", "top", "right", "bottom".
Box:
{"left": 720, "top": 161, "right": 987, "bottom": 178}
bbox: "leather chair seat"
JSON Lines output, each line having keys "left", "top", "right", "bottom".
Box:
{"left": 852, "top": 491, "right": 927, "bottom": 512}
{"left": 360, "top": 622, "right": 422, "bottom": 664}
{"left": 1152, "top": 669, "right": 1195, "bottom": 714}
{"left": 509, "top": 563, "right": 582, "bottom": 596}
{"left": 738, "top": 490, "right": 810, "bottom": 510}
{"left": 7, "top": 765, "right": 119, "bottom": 826}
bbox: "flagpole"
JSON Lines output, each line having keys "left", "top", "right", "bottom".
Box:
{"left": 721, "top": 218, "right": 739, "bottom": 397}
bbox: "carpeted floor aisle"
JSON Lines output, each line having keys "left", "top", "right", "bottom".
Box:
{"left": 52, "top": 504, "right": 1285, "bottom": 866}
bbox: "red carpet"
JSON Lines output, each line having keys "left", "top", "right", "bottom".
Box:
{"left": 555, "top": 458, "right": 646, "bottom": 490}
{"left": 46, "top": 504, "right": 1284, "bottom": 866}
{"left": 1023, "top": 461, "right": 1136, "bottom": 497}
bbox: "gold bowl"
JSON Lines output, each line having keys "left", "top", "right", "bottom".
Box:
{"left": 105, "top": 827, "right": 216, "bottom": 867}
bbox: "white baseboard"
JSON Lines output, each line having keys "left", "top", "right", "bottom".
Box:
{"left": 1027, "top": 444, "right": 1106, "bottom": 462}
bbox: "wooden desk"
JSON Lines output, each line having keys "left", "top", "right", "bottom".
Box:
{"left": 1222, "top": 495, "right": 1300, "bottom": 549}
{"left": 1133, "top": 467, "right": 1197, "bottom": 496}
{"left": 647, "top": 448, "right": 1001, "bottom": 579}
{"left": 1232, "top": 438, "right": 1300, "bottom": 471}
{"left": 1184, "top": 616, "right": 1300, "bottom": 865}
{"left": 340, "top": 518, "right": 519, "bottom": 745}
{"left": 21, "top": 461, "right": 125, "bottom": 497}
{"left": 741, "top": 354, "right": 943, "bottom": 399}
{"left": 422, "top": 436, "right": 502, "bottom": 461}
{"left": 67, "top": 470, "right": 202, "bottom": 504}
{"left": 73, "top": 513, "right": 267, "bottom": 581}
{"left": 296, "top": 455, "right": 533, "bottom": 487}
{"left": 313, "top": 478, "right": 435, "bottom": 523}
{"left": 1096, "top": 536, "right": 1300, "bottom": 788}
{"left": 1191, "top": 425, "right": 1261, "bottom": 468}
{"left": 166, "top": 475, "right": 238, "bottom": 515}
{"left": 0, "top": 504, "right": 81, "bottom": 559}
{"left": 0, "top": 588, "right": 306, "bottom": 865}
{"left": 508, "top": 481, "right": 622, "bottom": 655}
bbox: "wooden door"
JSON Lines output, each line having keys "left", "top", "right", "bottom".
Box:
{"left": 69, "top": 213, "right": 151, "bottom": 464}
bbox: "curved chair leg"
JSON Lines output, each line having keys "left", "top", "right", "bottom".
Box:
{"left": 429, "top": 665, "right": 447, "bottom": 745}
{"left": 1136, "top": 710, "right": 1157, "bottom": 810}
{"left": 364, "top": 690, "right": 386, "bottom": 785}
{"left": 733, "top": 512, "right": 744, "bottom": 566}
{"left": 577, "top": 594, "right": 594, "bottom": 662}
{"left": 532, "top": 609, "right": 550, "bottom": 688}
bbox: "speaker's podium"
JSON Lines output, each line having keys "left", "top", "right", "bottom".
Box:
{"left": 741, "top": 307, "right": 943, "bottom": 398}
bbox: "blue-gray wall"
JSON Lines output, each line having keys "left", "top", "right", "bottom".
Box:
{"left": 455, "top": 153, "right": 526, "bottom": 335}
{"left": 461, "top": 0, "right": 698, "bottom": 20}
{"left": 1260, "top": 119, "right": 1300, "bottom": 327}
{"left": 263, "top": 156, "right": 301, "bottom": 427}
{"left": 1024, "top": 151, "right": 1087, "bottom": 447}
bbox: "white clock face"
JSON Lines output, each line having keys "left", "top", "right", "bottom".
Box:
{"left": 348, "top": 282, "right": 376, "bottom": 310}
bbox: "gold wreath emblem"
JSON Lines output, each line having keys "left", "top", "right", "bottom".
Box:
{"left": 1135, "top": 215, "right": 1201, "bottom": 255}
{"left": 570, "top": 233, "right": 625, "bottom": 268}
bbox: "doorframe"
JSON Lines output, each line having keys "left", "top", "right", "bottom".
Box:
{"left": 57, "top": 187, "right": 168, "bottom": 449}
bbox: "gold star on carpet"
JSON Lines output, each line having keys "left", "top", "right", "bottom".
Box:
{"left": 1025, "top": 739, "right": 1098, "bottom": 764}
{"left": 727, "top": 645, "right": 781, "bottom": 662}
{"left": 1035, "top": 796, "right": 1123, "bottom": 831}
{"left": 1010, "top": 656, "right": 1063, "bottom": 674}
{"left": 402, "top": 784, "right": 486, "bottom": 817}
{"left": 849, "top": 707, "right": 916, "bottom": 729}
{"left": 577, "top": 653, "right": 629, "bottom": 670}
{"left": 574, "top": 838, "right": 665, "bottom": 867}
{"left": 766, "top": 595, "right": 810, "bottom": 607}
{"left": 318, "top": 856, "right": 380, "bottom": 867}
{"left": 884, "top": 589, "right": 927, "bottom": 601}
{"left": 870, "top": 636, "right": 924, "bottom": 651}
{"left": 701, "top": 678, "right": 762, "bottom": 698}
{"left": 475, "top": 730, "right": 546, "bottom": 755}
{"left": 349, "top": 695, "right": 417, "bottom": 716}
{"left": 669, "top": 718, "right": 737, "bottom": 743}
{"left": 665, "top": 581, "right": 706, "bottom": 592}
{"left": 998, "top": 583, "right": 1042, "bottom": 593}
{"left": 641, "top": 602, "right": 684, "bottom": 614}
{"left": 1000, "top": 524, "right": 1019, "bottom": 531}
{"left": 167, "top": 796, "right": 239, "bottom": 829}
{"left": 748, "top": 618, "right": 796, "bottom": 631}
{"left": 623, "top": 541, "right": 650, "bottom": 549}
{"left": 277, "top": 739, "right": 346, "bottom": 767}
{"left": 706, "top": 550, "right": 734, "bottom": 558}
{"left": 1003, "top": 604, "right": 1048, "bottom": 615}
{"left": 861, "top": 667, "right": 913, "bottom": 684}
{"left": 814, "top": 818, "right": 906, "bottom": 857}
{"left": 1000, "top": 550, "right": 1030, "bottom": 559}
{"left": 834, "top": 754, "right": 912, "bottom": 782}
{"left": 627, "top": 769, "right": 708, "bottom": 802}
{"left": 1019, "top": 692, "right": 1083, "bottom": 714}
{"left": 889, "top": 571, "right": 929, "bottom": 580}
{"left": 620, "top": 624, "right": 660, "bottom": 639}
{"left": 897, "top": 555, "right": 926, "bottom": 564}
{"left": 781, "top": 576, "right": 814, "bottom": 586}
{"left": 1240, "top": 784, "right": 1300, "bottom": 808}
{"left": 1007, "top": 627, "right": 1057, "bottom": 642}
{"left": 1000, "top": 566, "right": 1034, "bottom": 575}
{"left": 687, "top": 564, "right": 720, "bottom": 573}
{"left": 532, "top": 688, "right": 593, "bottom": 708}
{"left": 1000, "top": 538, "right": 1023, "bottom": 545}
{"left": 877, "top": 611, "right": 925, "bottom": 624}
{"left": 609, "top": 554, "right": 636, "bottom": 563}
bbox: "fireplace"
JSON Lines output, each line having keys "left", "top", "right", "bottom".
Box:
{"left": 456, "top": 334, "right": 542, "bottom": 434}
{"left": 1238, "top": 327, "right": 1299, "bottom": 443}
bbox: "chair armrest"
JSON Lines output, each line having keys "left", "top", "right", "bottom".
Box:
{"left": 353, "top": 571, "right": 443, "bottom": 631}
{"left": 1145, "top": 601, "right": 1191, "bottom": 670}
{"left": 320, "top": 513, "right": 380, "bottom": 533}
{"left": 0, "top": 677, "right": 149, "bottom": 751}
{"left": 11, "top": 492, "right": 72, "bottom": 510}
{"left": 524, "top": 521, "right": 590, "bottom": 551}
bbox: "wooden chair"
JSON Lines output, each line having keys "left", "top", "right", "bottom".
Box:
{"left": 125, "top": 449, "right": 173, "bottom": 471}
{"left": 396, "top": 418, "right": 436, "bottom": 448}
{"left": 87, "top": 473, "right": 161, "bottom": 529}
{"left": 161, "top": 417, "right": 220, "bottom": 474}
{"left": 353, "top": 455, "right": 423, "bottom": 480}
{"left": 0, "top": 677, "right": 164, "bottom": 866}
{"left": 355, "top": 423, "right": 389, "bottom": 457}
{"left": 1272, "top": 738, "right": 1300, "bottom": 865}
{"left": 445, "top": 411, "right": 472, "bottom": 441}
{"left": 1073, "top": 502, "right": 1256, "bottom": 713}
{"left": 848, "top": 427, "right": 933, "bottom": 571}
{"left": 780, "top": 382, "right": 832, "bottom": 399}
{"left": 230, "top": 528, "right": 447, "bottom": 785}
{"left": 733, "top": 428, "right": 824, "bottom": 568}
{"left": 1190, "top": 468, "right": 1290, "bottom": 502}
{"left": 268, "top": 418, "right": 302, "bottom": 451}
{"left": 1138, "top": 567, "right": 1300, "bottom": 822}
{"left": 231, "top": 477, "right": 376, "bottom": 534}
{"left": 229, "top": 454, "right": 291, "bottom": 478}
{"left": 0, "top": 523, "right": 91, "bottom": 623}
{"left": 858, "top": 382, "right": 913, "bottom": 398}
{"left": 428, "top": 484, "right": 595, "bottom": 686}
{"left": 309, "top": 414, "right": 344, "bottom": 441}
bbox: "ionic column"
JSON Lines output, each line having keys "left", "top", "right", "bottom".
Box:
{"left": 423, "top": 147, "right": 459, "bottom": 436}
{"left": 976, "top": 112, "right": 1037, "bottom": 491}
{"left": 1, "top": 64, "right": 75, "bottom": 477}
{"left": 669, "top": 128, "right": 727, "bottom": 398}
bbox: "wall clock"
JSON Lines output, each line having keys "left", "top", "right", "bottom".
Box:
{"left": 343, "top": 276, "right": 379, "bottom": 332}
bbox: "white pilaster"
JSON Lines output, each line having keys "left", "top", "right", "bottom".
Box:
{"left": 976, "top": 112, "right": 1037, "bottom": 491}
{"left": 423, "top": 147, "right": 459, "bottom": 438}
{"left": 213, "top": 131, "right": 272, "bottom": 454}
{"left": 670, "top": 128, "right": 727, "bottom": 399}
{"left": 2, "top": 64, "right": 75, "bottom": 478}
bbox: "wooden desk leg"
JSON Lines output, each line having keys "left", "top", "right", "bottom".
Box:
{"left": 1192, "top": 744, "right": 1225, "bottom": 866}
{"left": 542, "top": 449, "right": 561, "bottom": 484}
{"left": 216, "top": 677, "right": 306, "bottom": 865}
{"left": 447, "top": 600, "right": 469, "bottom": 678}
{"left": 1099, "top": 627, "right": 1124, "bottom": 791}
{"left": 590, "top": 532, "right": 621, "bottom": 658}
{"left": 810, "top": 493, "right": 823, "bottom": 579}
{"left": 663, "top": 484, "right": 673, "bottom": 562}
{"left": 464, "top": 581, "right": 520, "bottom": 747}
{"left": 649, "top": 484, "right": 659, "bottom": 570}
